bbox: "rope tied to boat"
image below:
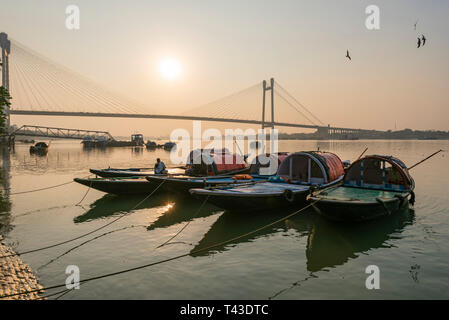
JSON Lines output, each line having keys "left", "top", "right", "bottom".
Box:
{"left": 0, "top": 179, "right": 167, "bottom": 259}
{"left": 156, "top": 195, "right": 211, "bottom": 249}
{"left": 0, "top": 199, "right": 322, "bottom": 299}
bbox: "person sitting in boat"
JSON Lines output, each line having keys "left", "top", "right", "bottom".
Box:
{"left": 154, "top": 158, "right": 168, "bottom": 174}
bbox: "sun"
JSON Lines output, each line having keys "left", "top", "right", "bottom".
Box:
{"left": 158, "top": 58, "right": 182, "bottom": 80}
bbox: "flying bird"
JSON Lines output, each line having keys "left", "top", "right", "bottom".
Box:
{"left": 421, "top": 35, "right": 426, "bottom": 46}
{"left": 417, "top": 37, "right": 421, "bottom": 48}
{"left": 345, "top": 50, "right": 351, "bottom": 60}
{"left": 414, "top": 20, "right": 418, "bottom": 30}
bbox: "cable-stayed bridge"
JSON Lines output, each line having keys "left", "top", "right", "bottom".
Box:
{"left": 0, "top": 32, "right": 378, "bottom": 139}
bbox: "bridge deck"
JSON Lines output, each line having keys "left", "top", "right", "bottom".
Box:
{"left": 9, "top": 110, "right": 376, "bottom": 133}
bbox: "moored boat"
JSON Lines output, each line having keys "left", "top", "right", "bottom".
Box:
{"left": 74, "top": 177, "right": 160, "bottom": 195}
{"left": 146, "top": 175, "right": 267, "bottom": 195}
{"left": 89, "top": 167, "right": 183, "bottom": 178}
{"left": 309, "top": 155, "right": 415, "bottom": 222}
{"left": 29, "top": 142, "right": 49, "bottom": 154}
{"left": 189, "top": 151, "right": 345, "bottom": 212}
{"left": 145, "top": 149, "right": 267, "bottom": 194}
{"left": 163, "top": 142, "right": 176, "bottom": 151}
{"left": 184, "top": 148, "right": 249, "bottom": 176}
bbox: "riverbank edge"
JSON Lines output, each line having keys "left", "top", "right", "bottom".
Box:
{"left": 0, "top": 234, "right": 44, "bottom": 300}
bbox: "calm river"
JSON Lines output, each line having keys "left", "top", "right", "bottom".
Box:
{"left": 0, "top": 139, "right": 448, "bottom": 299}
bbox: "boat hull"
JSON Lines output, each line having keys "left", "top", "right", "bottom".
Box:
{"left": 74, "top": 177, "right": 159, "bottom": 195}
{"left": 89, "top": 168, "right": 158, "bottom": 178}
{"left": 310, "top": 192, "right": 410, "bottom": 222}
{"left": 190, "top": 182, "right": 312, "bottom": 212}
{"left": 146, "top": 176, "right": 267, "bottom": 195}
{"left": 193, "top": 191, "right": 309, "bottom": 212}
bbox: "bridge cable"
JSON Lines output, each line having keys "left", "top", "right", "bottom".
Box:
{"left": 275, "top": 91, "right": 318, "bottom": 126}
{"left": 274, "top": 81, "right": 325, "bottom": 125}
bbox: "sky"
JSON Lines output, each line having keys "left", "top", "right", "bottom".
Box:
{"left": 1, "top": 0, "right": 448, "bottom": 136}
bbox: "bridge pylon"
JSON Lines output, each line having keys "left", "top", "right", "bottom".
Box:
{"left": 261, "top": 78, "right": 275, "bottom": 130}
{"left": 0, "top": 32, "right": 11, "bottom": 133}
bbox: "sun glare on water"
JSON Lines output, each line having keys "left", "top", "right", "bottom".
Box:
{"left": 158, "top": 58, "right": 182, "bottom": 80}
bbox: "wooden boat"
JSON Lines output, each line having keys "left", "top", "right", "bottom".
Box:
{"left": 74, "top": 177, "right": 160, "bottom": 195}
{"left": 145, "top": 140, "right": 157, "bottom": 149}
{"left": 163, "top": 142, "right": 176, "bottom": 151}
{"left": 184, "top": 148, "right": 249, "bottom": 176}
{"left": 89, "top": 167, "right": 183, "bottom": 178}
{"left": 146, "top": 175, "right": 268, "bottom": 195}
{"left": 90, "top": 148, "right": 248, "bottom": 178}
{"left": 144, "top": 151, "right": 288, "bottom": 194}
{"left": 29, "top": 142, "right": 49, "bottom": 154}
{"left": 190, "top": 151, "right": 345, "bottom": 212}
{"left": 309, "top": 155, "right": 415, "bottom": 222}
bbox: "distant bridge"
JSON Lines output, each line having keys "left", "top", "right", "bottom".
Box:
{"left": 8, "top": 125, "right": 114, "bottom": 141}
{"left": 1, "top": 32, "right": 382, "bottom": 139}
{"left": 9, "top": 110, "right": 374, "bottom": 134}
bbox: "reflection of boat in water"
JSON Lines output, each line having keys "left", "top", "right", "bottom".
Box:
{"left": 190, "top": 208, "right": 314, "bottom": 257}
{"left": 73, "top": 193, "right": 171, "bottom": 223}
{"left": 74, "top": 191, "right": 220, "bottom": 227}
{"left": 147, "top": 196, "right": 221, "bottom": 232}
{"left": 29, "top": 142, "right": 49, "bottom": 155}
{"left": 304, "top": 208, "right": 415, "bottom": 272}
{"left": 189, "top": 205, "right": 414, "bottom": 274}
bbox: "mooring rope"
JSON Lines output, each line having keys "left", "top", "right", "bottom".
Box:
{"left": 0, "top": 199, "right": 320, "bottom": 299}
{"left": 0, "top": 179, "right": 166, "bottom": 259}
{"left": 156, "top": 195, "right": 211, "bottom": 249}
{"left": 8, "top": 180, "right": 75, "bottom": 195}
{"left": 74, "top": 179, "right": 93, "bottom": 206}
{"left": 37, "top": 225, "right": 148, "bottom": 271}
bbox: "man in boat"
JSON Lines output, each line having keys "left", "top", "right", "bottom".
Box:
{"left": 154, "top": 158, "right": 168, "bottom": 174}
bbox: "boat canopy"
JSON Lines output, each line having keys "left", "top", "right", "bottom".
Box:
{"left": 249, "top": 152, "right": 289, "bottom": 176}
{"left": 277, "top": 151, "right": 344, "bottom": 184}
{"left": 344, "top": 155, "right": 413, "bottom": 191}
{"left": 35, "top": 142, "right": 48, "bottom": 148}
{"left": 185, "top": 148, "right": 247, "bottom": 176}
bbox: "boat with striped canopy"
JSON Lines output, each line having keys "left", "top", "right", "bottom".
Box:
{"left": 189, "top": 151, "right": 345, "bottom": 212}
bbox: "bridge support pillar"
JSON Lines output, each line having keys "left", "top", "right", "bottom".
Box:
{"left": 0, "top": 32, "right": 11, "bottom": 133}
{"left": 261, "top": 78, "right": 275, "bottom": 131}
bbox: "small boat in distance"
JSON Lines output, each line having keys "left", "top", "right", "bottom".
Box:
{"left": 163, "top": 142, "right": 176, "bottom": 151}
{"left": 145, "top": 140, "right": 157, "bottom": 149}
{"left": 29, "top": 142, "right": 49, "bottom": 154}
{"left": 190, "top": 151, "right": 345, "bottom": 212}
{"left": 309, "top": 155, "right": 415, "bottom": 222}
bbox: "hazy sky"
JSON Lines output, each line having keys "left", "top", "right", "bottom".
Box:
{"left": 1, "top": 0, "right": 448, "bottom": 136}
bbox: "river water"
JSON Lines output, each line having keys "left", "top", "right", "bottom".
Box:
{"left": 0, "top": 139, "right": 448, "bottom": 299}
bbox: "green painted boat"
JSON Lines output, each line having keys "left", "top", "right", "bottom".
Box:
{"left": 310, "top": 155, "right": 415, "bottom": 222}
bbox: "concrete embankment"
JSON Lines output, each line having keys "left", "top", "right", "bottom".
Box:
{"left": 0, "top": 235, "right": 44, "bottom": 300}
